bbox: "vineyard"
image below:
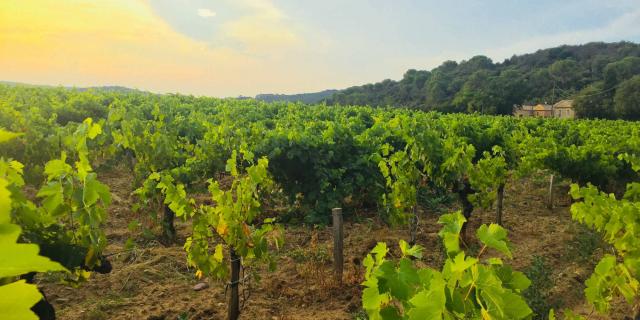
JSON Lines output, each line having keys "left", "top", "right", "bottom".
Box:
{"left": 1, "top": 84, "right": 640, "bottom": 319}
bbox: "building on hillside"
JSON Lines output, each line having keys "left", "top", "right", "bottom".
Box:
{"left": 553, "top": 100, "right": 575, "bottom": 119}
{"left": 514, "top": 104, "right": 552, "bottom": 117}
{"left": 513, "top": 104, "right": 535, "bottom": 117}
{"left": 533, "top": 104, "right": 553, "bottom": 117}
{"left": 513, "top": 100, "right": 575, "bottom": 119}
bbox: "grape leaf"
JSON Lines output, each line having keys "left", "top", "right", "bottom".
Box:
{"left": 0, "top": 224, "right": 66, "bottom": 278}
{"left": 477, "top": 224, "right": 512, "bottom": 258}
{"left": 0, "top": 129, "right": 21, "bottom": 143}
{"left": 0, "top": 179, "right": 10, "bottom": 224}
{"left": 399, "top": 239, "right": 423, "bottom": 258}
{"left": 407, "top": 272, "right": 446, "bottom": 320}
{"left": 0, "top": 280, "right": 43, "bottom": 320}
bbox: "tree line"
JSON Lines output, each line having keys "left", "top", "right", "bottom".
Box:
{"left": 327, "top": 41, "right": 640, "bottom": 120}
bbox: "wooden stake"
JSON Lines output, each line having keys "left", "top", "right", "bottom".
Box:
{"left": 332, "top": 208, "right": 343, "bottom": 284}
{"left": 547, "top": 174, "right": 554, "bottom": 210}
{"left": 496, "top": 183, "right": 505, "bottom": 225}
{"left": 228, "top": 248, "right": 240, "bottom": 320}
{"left": 162, "top": 204, "right": 176, "bottom": 242}
{"left": 458, "top": 179, "right": 474, "bottom": 240}
{"left": 410, "top": 206, "right": 418, "bottom": 246}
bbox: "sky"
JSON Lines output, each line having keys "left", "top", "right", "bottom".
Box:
{"left": 1, "top": 0, "right": 639, "bottom": 97}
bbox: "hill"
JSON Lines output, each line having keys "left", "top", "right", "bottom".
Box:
{"left": 327, "top": 41, "right": 640, "bottom": 119}
{"left": 76, "top": 85, "right": 140, "bottom": 93}
{"left": 0, "top": 81, "right": 141, "bottom": 93}
{"left": 256, "top": 89, "right": 338, "bottom": 104}
{"left": 0, "top": 81, "right": 54, "bottom": 88}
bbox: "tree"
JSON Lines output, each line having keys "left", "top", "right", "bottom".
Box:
{"left": 526, "top": 68, "right": 554, "bottom": 103}
{"left": 603, "top": 56, "right": 640, "bottom": 89}
{"left": 325, "top": 42, "right": 640, "bottom": 114}
{"left": 549, "top": 59, "right": 581, "bottom": 92}
{"left": 452, "top": 70, "right": 495, "bottom": 113}
{"left": 492, "top": 69, "right": 527, "bottom": 114}
{"left": 590, "top": 55, "right": 612, "bottom": 81}
{"left": 614, "top": 75, "right": 640, "bottom": 120}
{"left": 453, "top": 69, "right": 526, "bottom": 115}
{"left": 573, "top": 82, "right": 614, "bottom": 119}
{"left": 425, "top": 71, "right": 453, "bottom": 110}
{"left": 457, "top": 55, "right": 494, "bottom": 75}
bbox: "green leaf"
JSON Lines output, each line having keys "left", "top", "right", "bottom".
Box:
{"left": 0, "top": 176, "right": 67, "bottom": 306}
{"left": 82, "top": 174, "right": 110, "bottom": 208}
{"left": 369, "top": 242, "right": 388, "bottom": 265}
{"left": 398, "top": 258, "right": 420, "bottom": 285}
{"left": 43, "top": 156, "right": 72, "bottom": 180}
{"left": 362, "top": 286, "right": 390, "bottom": 315}
{"left": 148, "top": 172, "right": 161, "bottom": 181}
{"left": 384, "top": 269, "right": 412, "bottom": 300}
{"left": 214, "top": 244, "right": 224, "bottom": 263}
{"left": 0, "top": 280, "right": 43, "bottom": 320}
{"left": 450, "top": 252, "right": 477, "bottom": 273}
{"left": 379, "top": 306, "right": 402, "bottom": 320}
{"left": 87, "top": 121, "right": 102, "bottom": 139}
{"left": 437, "top": 211, "right": 465, "bottom": 256}
{"left": 0, "top": 129, "right": 21, "bottom": 143}
{"left": 407, "top": 272, "right": 446, "bottom": 320}
{"left": 37, "top": 182, "right": 64, "bottom": 214}
{"left": 0, "top": 225, "right": 67, "bottom": 278}
{"left": 83, "top": 175, "right": 101, "bottom": 206}
{"left": 584, "top": 255, "right": 619, "bottom": 312}
{"left": 500, "top": 290, "right": 534, "bottom": 319}
{"left": 477, "top": 224, "right": 512, "bottom": 258}
{"left": 0, "top": 179, "right": 10, "bottom": 224}
{"left": 476, "top": 266, "right": 532, "bottom": 319}
{"left": 495, "top": 266, "right": 531, "bottom": 291}
{"left": 399, "top": 239, "right": 423, "bottom": 259}
{"left": 225, "top": 150, "right": 238, "bottom": 176}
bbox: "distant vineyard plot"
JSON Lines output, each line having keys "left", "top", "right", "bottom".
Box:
{"left": 1, "top": 85, "right": 639, "bottom": 319}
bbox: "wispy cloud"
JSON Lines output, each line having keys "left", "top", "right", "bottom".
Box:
{"left": 0, "top": 0, "right": 330, "bottom": 96}
{"left": 219, "top": 0, "right": 301, "bottom": 54}
{"left": 197, "top": 8, "right": 216, "bottom": 18}
{"left": 236, "top": 0, "right": 285, "bottom": 20}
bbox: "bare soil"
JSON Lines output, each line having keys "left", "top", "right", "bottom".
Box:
{"left": 38, "top": 168, "right": 632, "bottom": 319}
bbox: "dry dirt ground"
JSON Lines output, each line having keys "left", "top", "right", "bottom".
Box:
{"left": 38, "top": 167, "right": 632, "bottom": 320}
